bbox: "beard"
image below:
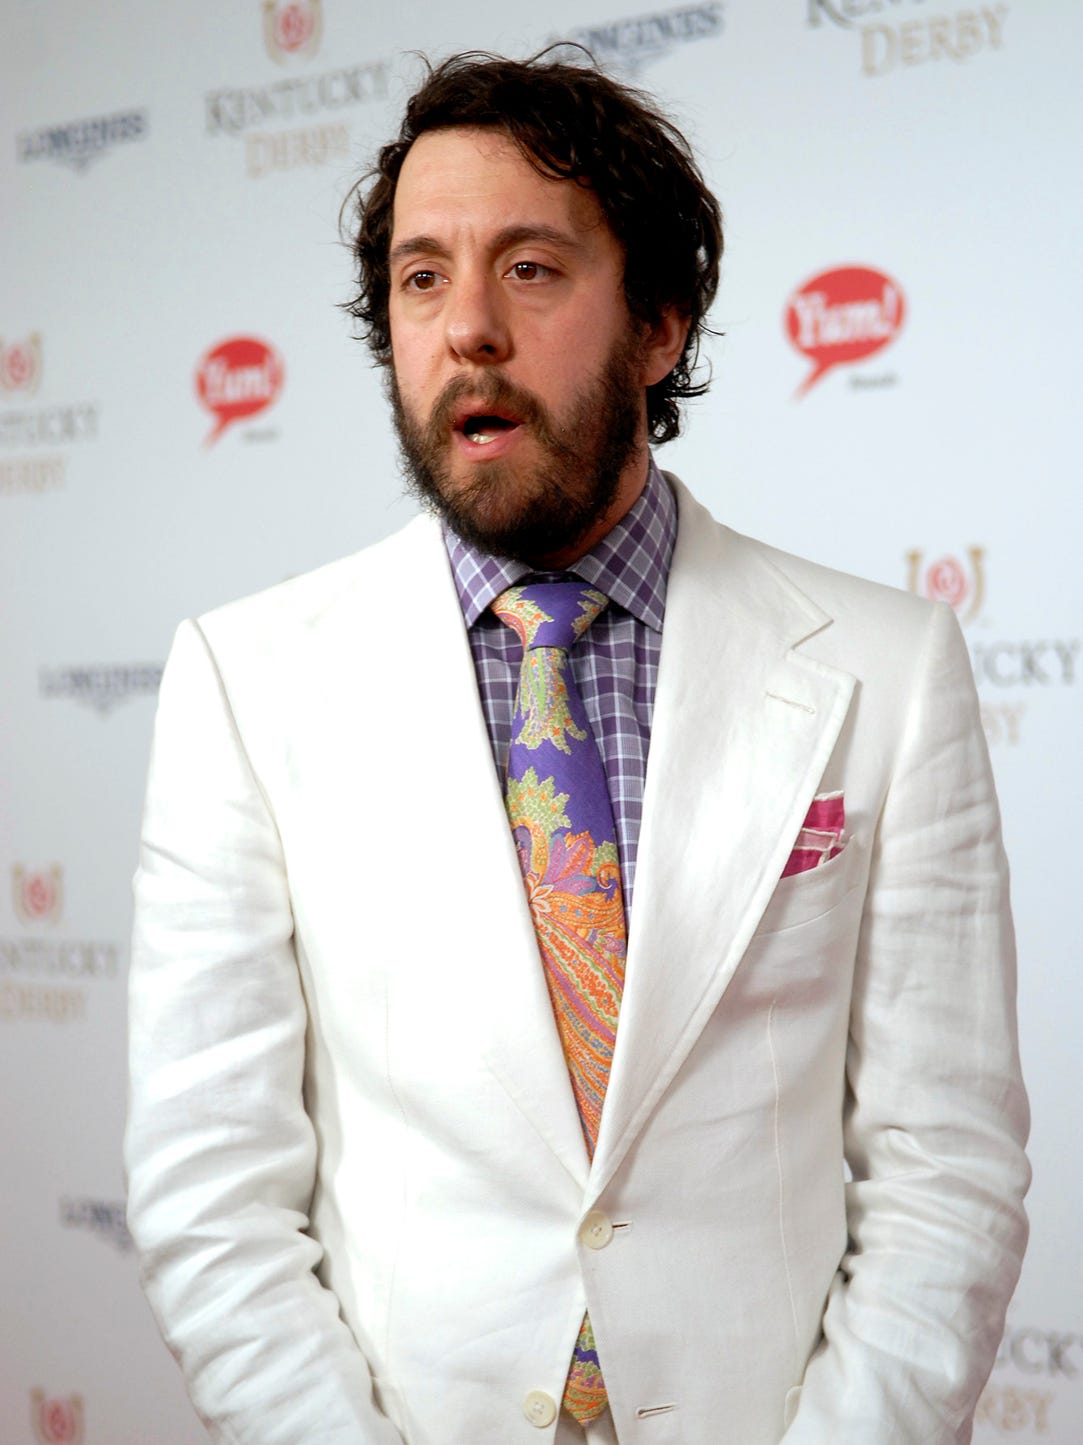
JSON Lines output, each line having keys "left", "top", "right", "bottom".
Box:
{"left": 388, "top": 333, "right": 644, "bottom": 566}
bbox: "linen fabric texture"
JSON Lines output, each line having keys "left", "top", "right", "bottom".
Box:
{"left": 125, "top": 474, "right": 1029, "bottom": 1444}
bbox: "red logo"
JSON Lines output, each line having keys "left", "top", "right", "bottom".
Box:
{"left": 195, "top": 336, "right": 284, "bottom": 444}
{"left": 30, "top": 1391, "right": 84, "bottom": 1445}
{"left": 263, "top": 0, "right": 322, "bottom": 61}
{"left": 785, "top": 265, "right": 905, "bottom": 395}
{"left": 0, "top": 333, "right": 43, "bottom": 393}
{"left": 906, "top": 546, "right": 986, "bottom": 624}
{"left": 13, "top": 864, "right": 63, "bottom": 925}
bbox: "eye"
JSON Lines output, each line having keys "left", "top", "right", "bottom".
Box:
{"left": 507, "top": 261, "right": 553, "bottom": 282}
{"left": 405, "top": 270, "right": 441, "bottom": 292}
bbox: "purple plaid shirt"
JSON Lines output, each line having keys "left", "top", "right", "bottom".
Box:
{"left": 445, "top": 460, "right": 677, "bottom": 913}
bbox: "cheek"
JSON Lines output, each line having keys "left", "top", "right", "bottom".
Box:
{"left": 533, "top": 317, "right": 611, "bottom": 382}
{"left": 388, "top": 304, "right": 432, "bottom": 361}
{"left": 388, "top": 336, "right": 437, "bottom": 398}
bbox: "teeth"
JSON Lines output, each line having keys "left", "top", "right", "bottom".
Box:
{"left": 467, "top": 429, "right": 498, "bottom": 444}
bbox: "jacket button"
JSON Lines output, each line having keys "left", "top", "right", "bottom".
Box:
{"left": 579, "top": 1209, "right": 615, "bottom": 1250}
{"left": 523, "top": 1389, "right": 557, "bottom": 1427}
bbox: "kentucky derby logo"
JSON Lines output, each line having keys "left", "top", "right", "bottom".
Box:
{"left": 0, "top": 334, "right": 42, "bottom": 394}
{"left": 195, "top": 335, "right": 284, "bottom": 444}
{"left": 906, "top": 547, "right": 986, "bottom": 624}
{"left": 807, "top": 0, "right": 927, "bottom": 27}
{"left": 785, "top": 265, "right": 905, "bottom": 396}
{"left": 13, "top": 865, "right": 63, "bottom": 925}
{"left": 263, "top": 0, "right": 322, "bottom": 61}
{"left": 807, "top": 0, "right": 1009, "bottom": 79}
{"left": 30, "top": 1391, "right": 84, "bottom": 1445}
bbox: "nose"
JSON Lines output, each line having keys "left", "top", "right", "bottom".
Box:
{"left": 445, "top": 272, "right": 511, "bottom": 364}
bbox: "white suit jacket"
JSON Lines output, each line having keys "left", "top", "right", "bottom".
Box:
{"left": 126, "top": 477, "right": 1029, "bottom": 1445}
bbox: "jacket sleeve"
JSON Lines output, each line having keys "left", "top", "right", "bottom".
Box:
{"left": 783, "top": 600, "right": 1031, "bottom": 1444}
{"left": 125, "top": 618, "right": 404, "bottom": 1445}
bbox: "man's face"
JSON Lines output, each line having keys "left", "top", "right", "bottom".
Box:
{"left": 386, "top": 126, "right": 652, "bottom": 566}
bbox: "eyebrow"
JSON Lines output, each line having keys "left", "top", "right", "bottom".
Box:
{"left": 388, "top": 224, "right": 585, "bottom": 268}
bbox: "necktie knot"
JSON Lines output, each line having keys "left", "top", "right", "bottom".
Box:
{"left": 492, "top": 581, "right": 609, "bottom": 653}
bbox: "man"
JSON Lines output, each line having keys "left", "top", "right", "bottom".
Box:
{"left": 126, "top": 51, "right": 1029, "bottom": 1445}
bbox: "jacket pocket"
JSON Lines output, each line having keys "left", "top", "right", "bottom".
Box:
{"left": 753, "top": 833, "right": 864, "bottom": 937}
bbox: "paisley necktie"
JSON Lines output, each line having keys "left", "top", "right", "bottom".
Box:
{"left": 492, "top": 580, "right": 627, "bottom": 1425}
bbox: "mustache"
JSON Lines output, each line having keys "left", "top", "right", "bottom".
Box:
{"left": 427, "top": 373, "right": 552, "bottom": 437}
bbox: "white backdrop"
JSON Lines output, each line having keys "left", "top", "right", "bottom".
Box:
{"left": 2, "top": 1, "right": 1080, "bottom": 1440}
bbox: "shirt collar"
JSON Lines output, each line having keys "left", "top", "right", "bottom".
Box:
{"left": 445, "top": 457, "right": 677, "bottom": 632}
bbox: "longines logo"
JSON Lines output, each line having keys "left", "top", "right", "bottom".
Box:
{"left": 60, "top": 1196, "right": 133, "bottom": 1252}
{"left": 807, "top": 1, "right": 1009, "bottom": 78}
{"left": 17, "top": 108, "right": 148, "bottom": 172}
{"left": 40, "top": 663, "right": 164, "bottom": 714}
{"left": 786, "top": 265, "right": 905, "bottom": 396}
{"left": 553, "top": 2, "right": 724, "bottom": 75}
{"left": 30, "top": 1391, "right": 84, "bottom": 1445}
{"left": 263, "top": 0, "right": 322, "bottom": 62}
{"left": 906, "top": 546, "right": 1080, "bottom": 745}
{"left": 196, "top": 336, "right": 285, "bottom": 444}
{"left": 2, "top": 863, "right": 120, "bottom": 1025}
{"left": 0, "top": 334, "right": 42, "bottom": 393}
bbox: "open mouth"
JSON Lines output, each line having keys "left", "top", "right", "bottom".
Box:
{"left": 456, "top": 410, "right": 523, "bottom": 446}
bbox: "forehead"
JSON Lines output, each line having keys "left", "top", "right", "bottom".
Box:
{"left": 390, "top": 126, "right": 612, "bottom": 248}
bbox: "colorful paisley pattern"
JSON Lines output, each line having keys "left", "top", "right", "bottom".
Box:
{"left": 493, "top": 582, "right": 624, "bottom": 1425}
{"left": 505, "top": 766, "right": 624, "bottom": 1145}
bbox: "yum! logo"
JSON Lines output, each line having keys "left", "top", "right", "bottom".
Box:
{"left": 195, "top": 336, "right": 285, "bottom": 444}
{"left": 263, "top": 0, "right": 322, "bottom": 61}
{"left": 785, "top": 265, "right": 905, "bottom": 396}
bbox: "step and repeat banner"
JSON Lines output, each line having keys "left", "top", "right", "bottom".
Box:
{"left": 2, "top": 0, "right": 1079, "bottom": 1440}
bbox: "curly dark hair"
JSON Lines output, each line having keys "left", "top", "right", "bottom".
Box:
{"left": 341, "top": 48, "right": 723, "bottom": 444}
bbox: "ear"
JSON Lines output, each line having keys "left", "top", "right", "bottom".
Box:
{"left": 640, "top": 306, "right": 691, "bottom": 387}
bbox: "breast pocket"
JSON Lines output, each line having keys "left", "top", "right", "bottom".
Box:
{"left": 753, "top": 832, "right": 866, "bottom": 937}
{"left": 729, "top": 835, "right": 867, "bottom": 1052}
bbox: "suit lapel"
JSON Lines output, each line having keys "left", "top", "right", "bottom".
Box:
{"left": 589, "top": 481, "right": 856, "bottom": 1199}
{"left": 367, "top": 518, "right": 591, "bottom": 1191}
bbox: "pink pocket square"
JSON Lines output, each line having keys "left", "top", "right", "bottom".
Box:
{"left": 782, "top": 792, "right": 845, "bottom": 878}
